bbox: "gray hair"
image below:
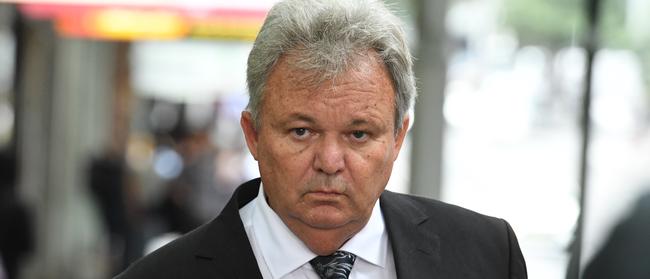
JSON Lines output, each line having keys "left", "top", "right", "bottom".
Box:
{"left": 246, "top": 0, "right": 416, "bottom": 132}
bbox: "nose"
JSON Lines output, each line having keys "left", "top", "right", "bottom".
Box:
{"left": 313, "top": 134, "right": 345, "bottom": 175}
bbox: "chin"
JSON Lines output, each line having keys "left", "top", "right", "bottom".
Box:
{"left": 303, "top": 208, "right": 352, "bottom": 229}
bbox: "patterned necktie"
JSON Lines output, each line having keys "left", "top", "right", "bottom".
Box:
{"left": 309, "top": 250, "right": 357, "bottom": 279}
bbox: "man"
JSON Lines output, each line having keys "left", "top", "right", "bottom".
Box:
{"left": 117, "top": 0, "right": 527, "bottom": 278}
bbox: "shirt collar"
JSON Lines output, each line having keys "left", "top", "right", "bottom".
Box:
{"left": 252, "top": 183, "right": 317, "bottom": 278}
{"left": 251, "top": 183, "right": 389, "bottom": 278}
{"left": 340, "top": 198, "right": 389, "bottom": 268}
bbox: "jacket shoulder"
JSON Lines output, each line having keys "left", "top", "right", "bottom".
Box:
{"left": 381, "top": 191, "right": 527, "bottom": 278}
{"left": 382, "top": 190, "right": 505, "bottom": 229}
{"left": 114, "top": 223, "right": 210, "bottom": 279}
{"left": 114, "top": 179, "right": 261, "bottom": 279}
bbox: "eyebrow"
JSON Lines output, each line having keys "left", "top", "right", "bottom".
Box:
{"left": 349, "top": 119, "right": 386, "bottom": 132}
{"left": 281, "top": 113, "right": 382, "bottom": 129}
{"left": 349, "top": 119, "right": 370, "bottom": 127}
{"left": 284, "top": 113, "right": 316, "bottom": 124}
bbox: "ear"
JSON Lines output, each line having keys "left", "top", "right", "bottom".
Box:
{"left": 240, "top": 111, "right": 259, "bottom": 161}
{"left": 392, "top": 116, "right": 410, "bottom": 161}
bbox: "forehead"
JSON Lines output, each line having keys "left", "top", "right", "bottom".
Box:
{"left": 261, "top": 51, "right": 396, "bottom": 120}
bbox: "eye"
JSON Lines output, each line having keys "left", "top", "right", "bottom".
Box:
{"left": 351, "top": 131, "right": 368, "bottom": 141}
{"left": 291, "top": 128, "right": 311, "bottom": 139}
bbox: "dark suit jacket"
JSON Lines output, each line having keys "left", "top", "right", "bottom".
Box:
{"left": 116, "top": 178, "right": 527, "bottom": 278}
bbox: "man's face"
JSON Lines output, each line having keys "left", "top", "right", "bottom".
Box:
{"left": 241, "top": 52, "right": 409, "bottom": 239}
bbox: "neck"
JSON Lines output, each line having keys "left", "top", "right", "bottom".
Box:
{"left": 282, "top": 217, "right": 369, "bottom": 256}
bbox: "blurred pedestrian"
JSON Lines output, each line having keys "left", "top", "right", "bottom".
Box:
{"left": 0, "top": 152, "right": 32, "bottom": 279}
{"left": 582, "top": 191, "right": 650, "bottom": 279}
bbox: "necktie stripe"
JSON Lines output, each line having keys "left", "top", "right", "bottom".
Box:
{"left": 309, "top": 251, "right": 357, "bottom": 279}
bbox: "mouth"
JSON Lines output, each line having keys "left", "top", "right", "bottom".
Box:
{"left": 305, "top": 189, "right": 345, "bottom": 200}
{"left": 309, "top": 190, "right": 342, "bottom": 195}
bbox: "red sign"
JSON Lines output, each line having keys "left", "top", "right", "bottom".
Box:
{"left": 19, "top": 3, "right": 268, "bottom": 41}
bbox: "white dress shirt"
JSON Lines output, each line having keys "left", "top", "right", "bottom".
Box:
{"left": 239, "top": 183, "right": 397, "bottom": 279}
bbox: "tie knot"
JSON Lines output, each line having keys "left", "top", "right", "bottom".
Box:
{"left": 309, "top": 251, "right": 357, "bottom": 279}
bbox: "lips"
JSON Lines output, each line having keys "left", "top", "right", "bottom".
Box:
{"left": 310, "top": 188, "right": 343, "bottom": 194}
{"left": 306, "top": 189, "right": 344, "bottom": 199}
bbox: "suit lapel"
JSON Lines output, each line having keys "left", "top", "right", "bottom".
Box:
{"left": 192, "top": 178, "right": 264, "bottom": 279}
{"left": 381, "top": 191, "right": 442, "bottom": 279}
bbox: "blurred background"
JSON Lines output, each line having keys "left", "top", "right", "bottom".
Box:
{"left": 0, "top": 0, "right": 648, "bottom": 278}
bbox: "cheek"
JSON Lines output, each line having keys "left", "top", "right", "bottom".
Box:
{"left": 349, "top": 144, "right": 395, "bottom": 192}
{"left": 364, "top": 141, "right": 395, "bottom": 171}
{"left": 257, "top": 132, "right": 291, "bottom": 164}
{"left": 257, "top": 136, "right": 315, "bottom": 182}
